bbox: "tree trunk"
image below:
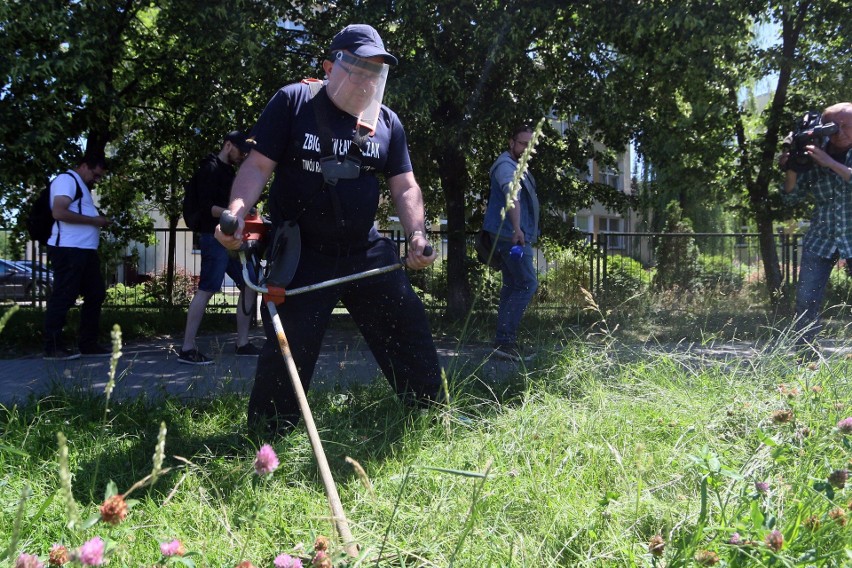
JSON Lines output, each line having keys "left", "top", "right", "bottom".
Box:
{"left": 756, "top": 213, "right": 783, "bottom": 301}
{"left": 750, "top": 3, "right": 808, "bottom": 306}
{"left": 438, "top": 144, "right": 472, "bottom": 320}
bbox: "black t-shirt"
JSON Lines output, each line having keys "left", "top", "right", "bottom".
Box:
{"left": 193, "top": 153, "right": 235, "bottom": 234}
{"left": 250, "top": 83, "right": 413, "bottom": 247}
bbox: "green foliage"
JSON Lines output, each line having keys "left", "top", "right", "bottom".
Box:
{"left": 105, "top": 268, "right": 197, "bottom": 307}
{"left": 537, "top": 244, "right": 594, "bottom": 308}
{"left": 3, "top": 0, "right": 851, "bottom": 313}
{"left": 598, "top": 253, "right": 650, "bottom": 311}
{"left": 0, "top": 0, "right": 312, "bottom": 250}
{"left": 409, "top": 253, "right": 503, "bottom": 315}
{"left": 3, "top": 330, "right": 852, "bottom": 565}
{"left": 654, "top": 202, "right": 702, "bottom": 291}
{"left": 536, "top": 243, "right": 649, "bottom": 325}
{"left": 823, "top": 263, "right": 852, "bottom": 310}
{"left": 144, "top": 267, "right": 197, "bottom": 307}
{"left": 698, "top": 254, "right": 748, "bottom": 293}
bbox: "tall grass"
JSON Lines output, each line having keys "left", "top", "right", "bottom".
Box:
{"left": 1, "top": 319, "right": 851, "bottom": 566}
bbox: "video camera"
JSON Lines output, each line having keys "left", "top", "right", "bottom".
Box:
{"left": 784, "top": 111, "right": 838, "bottom": 173}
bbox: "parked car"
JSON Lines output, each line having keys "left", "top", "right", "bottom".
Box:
{"left": 0, "top": 259, "right": 53, "bottom": 301}
{"left": 14, "top": 260, "right": 54, "bottom": 280}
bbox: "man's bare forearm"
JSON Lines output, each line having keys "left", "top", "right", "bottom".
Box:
{"left": 227, "top": 152, "right": 277, "bottom": 217}
{"left": 388, "top": 172, "right": 426, "bottom": 236}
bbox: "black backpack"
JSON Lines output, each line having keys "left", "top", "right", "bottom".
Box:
{"left": 181, "top": 173, "right": 201, "bottom": 231}
{"left": 474, "top": 228, "right": 503, "bottom": 270}
{"left": 26, "top": 172, "right": 83, "bottom": 246}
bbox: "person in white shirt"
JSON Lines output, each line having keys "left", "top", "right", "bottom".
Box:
{"left": 43, "top": 153, "right": 113, "bottom": 360}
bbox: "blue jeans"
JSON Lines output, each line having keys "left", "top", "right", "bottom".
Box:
{"left": 494, "top": 239, "right": 538, "bottom": 344}
{"left": 794, "top": 248, "right": 839, "bottom": 345}
{"left": 198, "top": 233, "right": 245, "bottom": 292}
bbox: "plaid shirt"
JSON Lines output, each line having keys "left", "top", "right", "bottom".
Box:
{"left": 781, "top": 148, "right": 852, "bottom": 258}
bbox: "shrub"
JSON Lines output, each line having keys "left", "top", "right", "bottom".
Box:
{"left": 536, "top": 245, "right": 593, "bottom": 308}
{"left": 653, "top": 202, "right": 702, "bottom": 291}
{"left": 823, "top": 262, "right": 852, "bottom": 310}
{"left": 104, "top": 282, "right": 153, "bottom": 306}
{"left": 144, "top": 267, "right": 197, "bottom": 306}
{"left": 536, "top": 243, "right": 648, "bottom": 313}
{"left": 408, "top": 248, "right": 504, "bottom": 312}
{"left": 466, "top": 257, "right": 502, "bottom": 309}
{"left": 598, "top": 253, "right": 649, "bottom": 310}
{"left": 698, "top": 254, "right": 747, "bottom": 293}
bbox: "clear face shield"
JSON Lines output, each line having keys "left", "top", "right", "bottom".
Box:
{"left": 326, "top": 51, "right": 388, "bottom": 133}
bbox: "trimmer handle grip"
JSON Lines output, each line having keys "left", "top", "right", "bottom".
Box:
{"left": 220, "top": 210, "right": 239, "bottom": 236}
{"left": 423, "top": 245, "right": 433, "bottom": 257}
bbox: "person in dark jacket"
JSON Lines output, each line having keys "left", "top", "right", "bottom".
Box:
{"left": 178, "top": 131, "right": 260, "bottom": 365}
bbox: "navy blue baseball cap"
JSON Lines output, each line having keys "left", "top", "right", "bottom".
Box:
{"left": 329, "top": 24, "right": 398, "bottom": 66}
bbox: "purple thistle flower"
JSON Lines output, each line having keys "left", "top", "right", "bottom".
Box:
{"left": 274, "top": 553, "right": 303, "bottom": 568}
{"left": 254, "top": 444, "right": 279, "bottom": 476}
{"left": 15, "top": 553, "right": 44, "bottom": 568}
{"left": 754, "top": 481, "right": 769, "bottom": 494}
{"left": 838, "top": 417, "right": 852, "bottom": 434}
{"left": 765, "top": 529, "right": 783, "bottom": 552}
{"left": 160, "top": 539, "right": 186, "bottom": 557}
{"left": 727, "top": 532, "right": 742, "bottom": 545}
{"left": 77, "top": 537, "right": 105, "bottom": 566}
{"left": 828, "top": 469, "right": 848, "bottom": 489}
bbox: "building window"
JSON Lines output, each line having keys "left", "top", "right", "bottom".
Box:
{"left": 600, "top": 169, "right": 622, "bottom": 192}
{"left": 574, "top": 215, "right": 592, "bottom": 233}
{"left": 599, "top": 217, "right": 624, "bottom": 249}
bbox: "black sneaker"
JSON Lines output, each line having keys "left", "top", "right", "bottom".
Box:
{"left": 44, "top": 347, "right": 81, "bottom": 361}
{"left": 80, "top": 344, "right": 112, "bottom": 358}
{"left": 235, "top": 342, "right": 262, "bottom": 357}
{"left": 177, "top": 348, "right": 213, "bottom": 365}
{"left": 492, "top": 342, "right": 534, "bottom": 362}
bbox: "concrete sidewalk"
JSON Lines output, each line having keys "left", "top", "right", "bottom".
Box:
{"left": 9, "top": 327, "right": 837, "bottom": 408}
{"left": 0, "top": 328, "right": 509, "bottom": 407}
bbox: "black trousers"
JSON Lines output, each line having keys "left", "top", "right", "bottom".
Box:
{"left": 43, "top": 246, "right": 106, "bottom": 351}
{"left": 247, "top": 238, "right": 442, "bottom": 429}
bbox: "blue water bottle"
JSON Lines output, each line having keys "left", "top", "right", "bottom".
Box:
{"left": 509, "top": 244, "right": 524, "bottom": 260}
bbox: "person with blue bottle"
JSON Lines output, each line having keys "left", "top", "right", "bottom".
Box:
{"left": 482, "top": 124, "right": 540, "bottom": 361}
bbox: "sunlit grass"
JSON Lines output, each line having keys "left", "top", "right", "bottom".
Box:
{"left": 2, "top": 324, "right": 851, "bottom": 566}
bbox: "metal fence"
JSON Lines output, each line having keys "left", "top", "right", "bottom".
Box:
{"left": 586, "top": 231, "right": 801, "bottom": 294}
{"left": 1, "top": 228, "right": 803, "bottom": 311}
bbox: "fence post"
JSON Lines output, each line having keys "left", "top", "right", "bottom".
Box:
{"left": 591, "top": 233, "right": 608, "bottom": 298}
{"left": 792, "top": 234, "right": 799, "bottom": 285}
{"left": 601, "top": 235, "right": 608, "bottom": 297}
{"left": 587, "top": 233, "right": 595, "bottom": 296}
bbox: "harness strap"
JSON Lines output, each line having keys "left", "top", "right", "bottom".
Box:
{"left": 54, "top": 172, "right": 84, "bottom": 248}
{"left": 311, "top": 87, "right": 372, "bottom": 236}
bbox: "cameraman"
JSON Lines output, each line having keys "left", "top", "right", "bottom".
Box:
{"left": 781, "top": 102, "right": 852, "bottom": 357}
